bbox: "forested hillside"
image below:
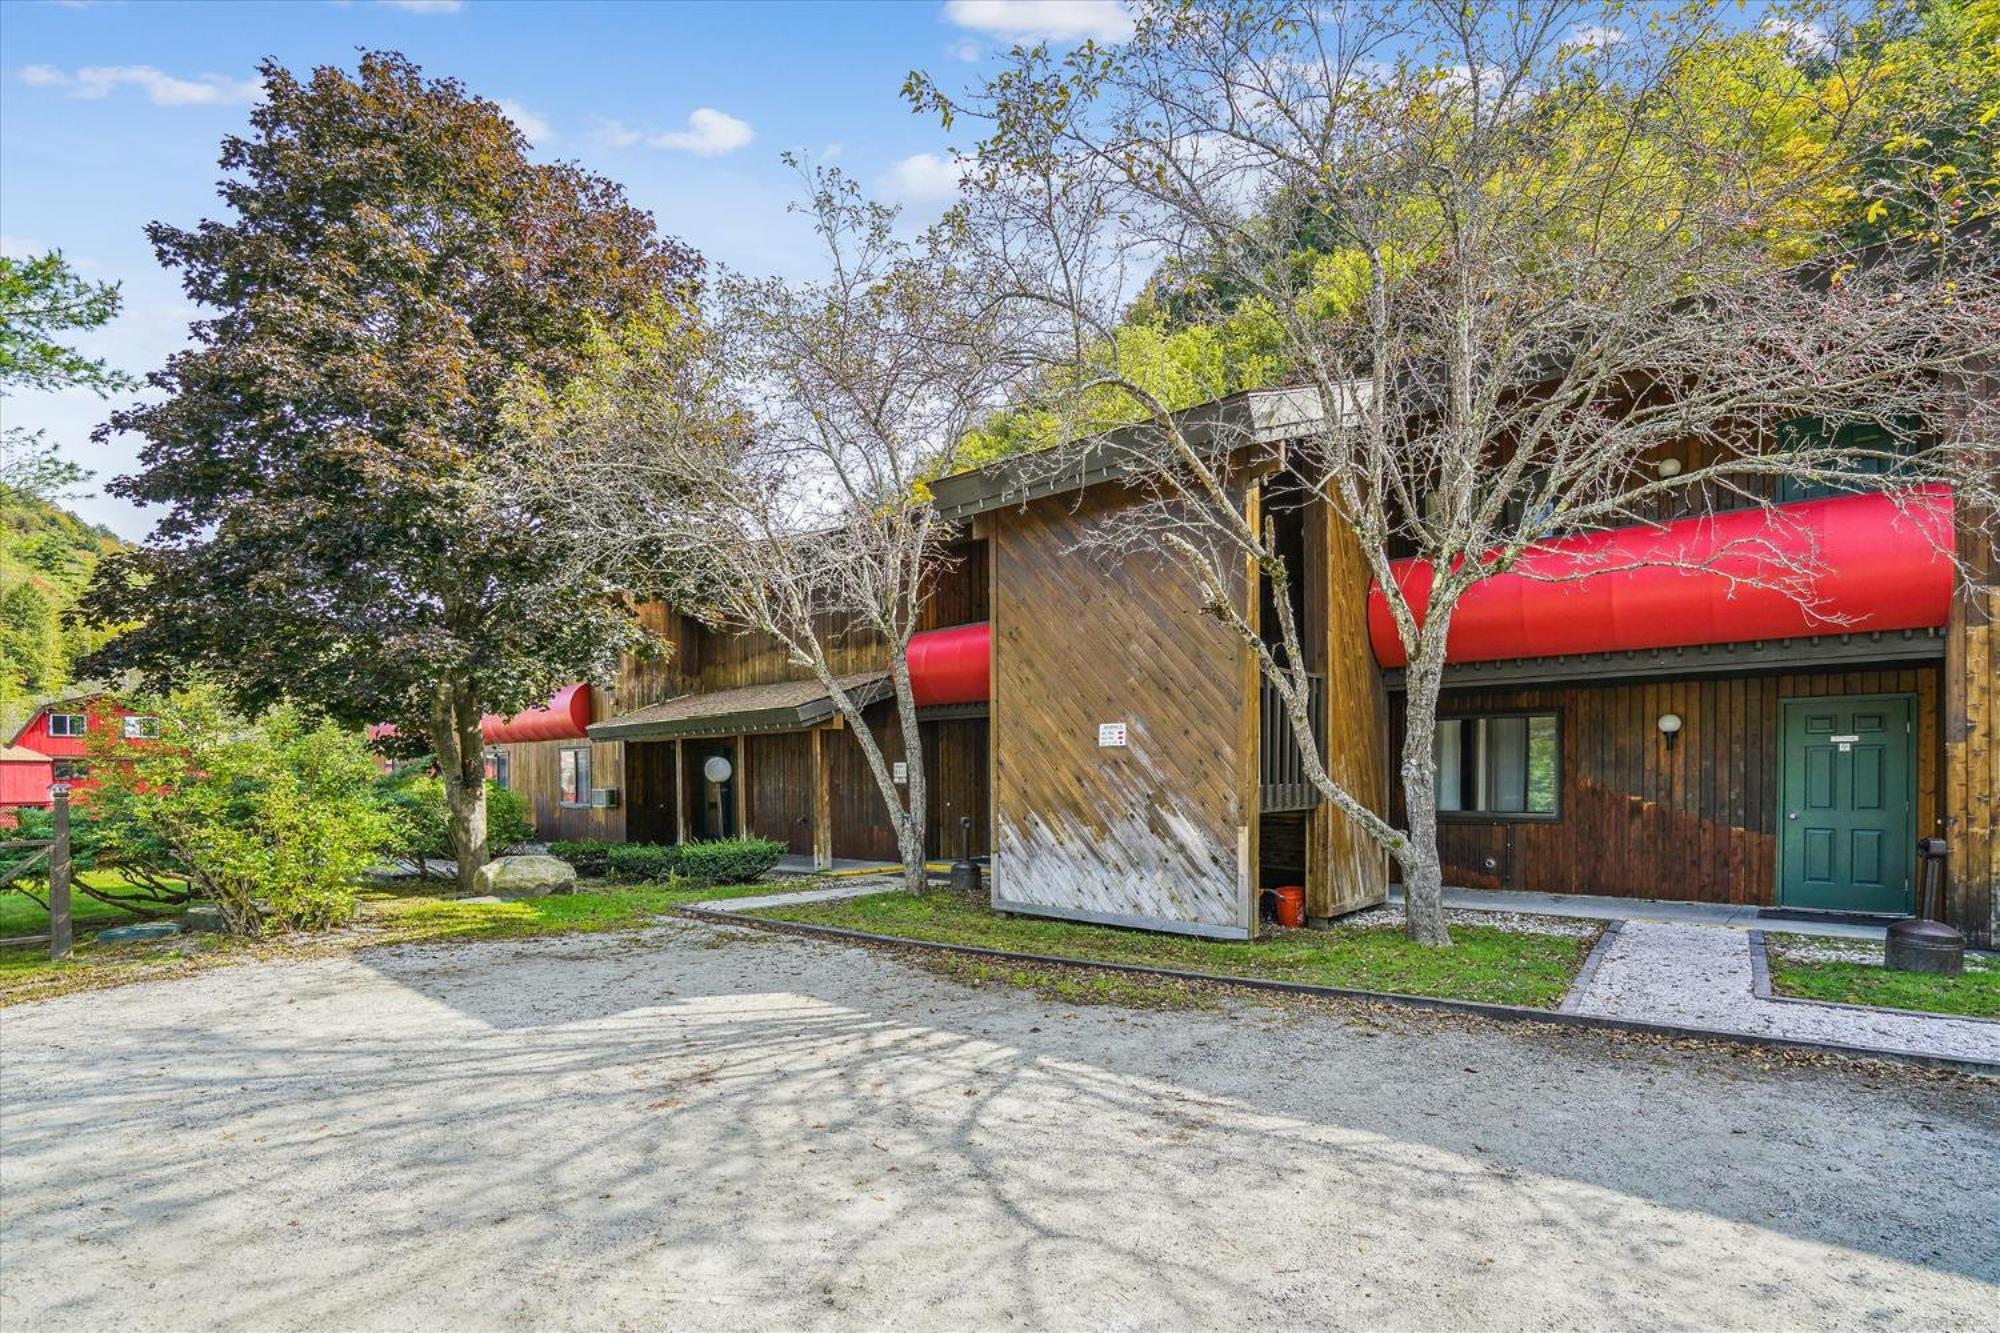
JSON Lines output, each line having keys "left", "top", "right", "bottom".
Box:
{"left": 0, "top": 486, "right": 122, "bottom": 733}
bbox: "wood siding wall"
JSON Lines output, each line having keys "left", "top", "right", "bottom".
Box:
{"left": 989, "top": 486, "right": 1252, "bottom": 937}
{"left": 1307, "top": 504, "right": 1392, "bottom": 918}
{"left": 744, "top": 732, "right": 816, "bottom": 854}
{"left": 1944, "top": 503, "right": 1996, "bottom": 946}
{"left": 1390, "top": 666, "right": 1945, "bottom": 905}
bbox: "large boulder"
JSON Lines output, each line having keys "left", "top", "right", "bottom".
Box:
{"left": 472, "top": 854, "right": 577, "bottom": 900}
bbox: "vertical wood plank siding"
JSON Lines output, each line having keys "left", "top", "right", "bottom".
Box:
{"left": 744, "top": 732, "right": 815, "bottom": 854}
{"left": 990, "top": 486, "right": 1251, "bottom": 936}
{"left": 1308, "top": 505, "right": 1392, "bottom": 918}
{"left": 1388, "top": 666, "right": 1945, "bottom": 904}
{"left": 1944, "top": 499, "right": 1997, "bottom": 946}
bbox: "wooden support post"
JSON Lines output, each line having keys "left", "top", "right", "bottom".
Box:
{"left": 732, "top": 734, "right": 747, "bottom": 839}
{"left": 1237, "top": 480, "right": 1263, "bottom": 937}
{"left": 811, "top": 726, "right": 833, "bottom": 870}
{"left": 673, "top": 738, "right": 688, "bottom": 845}
{"left": 48, "top": 787, "right": 72, "bottom": 962}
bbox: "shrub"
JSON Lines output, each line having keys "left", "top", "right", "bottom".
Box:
{"left": 87, "top": 690, "right": 394, "bottom": 934}
{"left": 604, "top": 842, "right": 681, "bottom": 884}
{"left": 547, "top": 839, "right": 617, "bottom": 876}
{"left": 378, "top": 773, "right": 533, "bottom": 861}
{"left": 678, "top": 838, "right": 784, "bottom": 885}
{"left": 599, "top": 838, "right": 785, "bottom": 885}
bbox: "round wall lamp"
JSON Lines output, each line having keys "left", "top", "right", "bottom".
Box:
{"left": 1657, "top": 713, "right": 1683, "bottom": 749}
{"left": 703, "top": 755, "right": 734, "bottom": 785}
{"left": 1657, "top": 457, "right": 1684, "bottom": 479}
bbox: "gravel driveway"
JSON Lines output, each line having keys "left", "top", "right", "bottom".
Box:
{"left": 2, "top": 919, "right": 1995, "bottom": 1331}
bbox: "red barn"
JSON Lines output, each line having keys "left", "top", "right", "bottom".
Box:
{"left": 0, "top": 744, "right": 55, "bottom": 809}
{"left": 7, "top": 695, "right": 158, "bottom": 800}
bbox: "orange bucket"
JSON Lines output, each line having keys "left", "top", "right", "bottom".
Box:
{"left": 1272, "top": 885, "right": 1307, "bottom": 929}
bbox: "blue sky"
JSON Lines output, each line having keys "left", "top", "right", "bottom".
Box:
{"left": 0, "top": 0, "right": 1135, "bottom": 538}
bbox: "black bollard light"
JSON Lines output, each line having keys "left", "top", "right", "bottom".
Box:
{"left": 949, "top": 815, "right": 982, "bottom": 894}
{"left": 1884, "top": 837, "right": 1964, "bottom": 977}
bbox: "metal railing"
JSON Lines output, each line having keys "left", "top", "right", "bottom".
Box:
{"left": 1259, "top": 674, "right": 1326, "bottom": 813}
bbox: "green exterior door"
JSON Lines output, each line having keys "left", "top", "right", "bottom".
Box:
{"left": 1778, "top": 696, "right": 1914, "bottom": 914}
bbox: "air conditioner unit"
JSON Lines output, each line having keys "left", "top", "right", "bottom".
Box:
{"left": 590, "top": 787, "right": 620, "bottom": 809}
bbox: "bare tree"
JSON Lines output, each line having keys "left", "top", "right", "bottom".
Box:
{"left": 915, "top": 0, "right": 1999, "bottom": 943}
{"left": 506, "top": 166, "right": 1019, "bottom": 894}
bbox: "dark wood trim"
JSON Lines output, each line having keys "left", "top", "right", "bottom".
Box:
{"left": 1383, "top": 628, "right": 1946, "bottom": 691}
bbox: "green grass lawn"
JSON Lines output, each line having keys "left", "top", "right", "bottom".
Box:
{"left": 1767, "top": 945, "right": 1999, "bottom": 1019}
{"left": 0, "top": 873, "right": 188, "bottom": 937}
{"left": 0, "top": 877, "right": 788, "bottom": 1005}
{"left": 744, "top": 889, "right": 1597, "bottom": 1008}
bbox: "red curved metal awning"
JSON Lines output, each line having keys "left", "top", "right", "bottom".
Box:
{"left": 1368, "top": 486, "right": 1956, "bottom": 668}
{"left": 909, "top": 621, "right": 991, "bottom": 706}
{"left": 481, "top": 684, "right": 594, "bottom": 744}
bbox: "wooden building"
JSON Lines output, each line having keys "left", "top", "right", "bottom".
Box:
{"left": 481, "top": 548, "right": 993, "bottom": 867}
{"left": 490, "top": 388, "right": 1994, "bottom": 948}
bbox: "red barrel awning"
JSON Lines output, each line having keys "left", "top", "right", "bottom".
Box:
{"left": 909, "top": 622, "right": 991, "bottom": 706}
{"left": 481, "top": 684, "right": 593, "bottom": 744}
{"left": 1368, "top": 486, "right": 1956, "bottom": 668}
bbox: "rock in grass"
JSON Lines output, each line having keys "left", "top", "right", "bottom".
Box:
{"left": 182, "top": 902, "right": 226, "bottom": 933}
{"left": 94, "top": 921, "right": 182, "bottom": 944}
{"left": 472, "top": 855, "right": 577, "bottom": 900}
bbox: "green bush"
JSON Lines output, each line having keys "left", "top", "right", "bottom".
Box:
{"left": 377, "top": 773, "right": 533, "bottom": 860}
{"left": 604, "top": 842, "right": 681, "bottom": 884}
{"left": 600, "top": 838, "right": 785, "bottom": 885}
{"left": 87, "top": 689, "right": 394, "bottom": 934}
{"left": 678, "top": 838, "right": 784, "bottom": 885}
{"left": 547, "top": 839, "right": 618, "bottom": 876}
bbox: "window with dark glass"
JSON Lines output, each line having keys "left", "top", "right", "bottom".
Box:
{"left": 122, "top": 715, "right": 160, "bottom": 740}
{"left": 51, "top": 759, "right": 90, "bottom": 782}
{"left": 1434, "top": 713, "right": 1559, "bottom": 816}
{"left": 47, "top": 713, "right": 87, "bottom": 737}
{"left": 484, "top": 749, "right": 510, "bottom": 788}
{"left": 558, "top": 747, "right": 591, "bottom": 806}
{"left": 1775, "top": 418, "right": 1919, "bottom": 504}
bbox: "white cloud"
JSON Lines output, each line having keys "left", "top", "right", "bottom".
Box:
{"left": 1763, "top": 16, "right": 1835, "bottom": 59}
{"left": 881, "top": 151, "right": 970, "bottom": 204}
{"left": 1566, "top": 25, "right": 1626, "bottom": 51}
{"left": 953, "top": 39, "right": 984, "bottom": 62}
{"left": 19, "top": 63, "right": 261, "bottom": 106}
{"left": 380, "top": 0, "right": 465, "bottom": 13}
{"left": 944, "top": 0, "right": 1133, "bottom": 44}
{"left": 495, "top": 99, "right": 553, "bottom": 147}
{"left": 597, "top": 107, "right": 755, "bottom": 156}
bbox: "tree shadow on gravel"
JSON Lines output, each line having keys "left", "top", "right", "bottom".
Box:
{"left": 1, "top": 921, "right": 1994, "bottom": 1331}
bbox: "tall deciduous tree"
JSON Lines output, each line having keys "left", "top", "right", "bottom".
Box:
{"left": 506, "top": 166, "right": 1018, "bottom": 895}
{"left": 81, "top": 52, "right": 701, "bottom": 892}
{"left": 916, "top": 0, "right": 1999, "bottom": 944}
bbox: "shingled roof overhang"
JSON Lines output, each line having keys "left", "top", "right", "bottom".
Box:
{"left": 928, "top": 386, "right": 1335, "bottom": 522}
{"left": 587, "top": 672, "right": 891, "bottom": 742}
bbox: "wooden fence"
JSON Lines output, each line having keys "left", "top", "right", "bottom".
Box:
{"left": 0, "top": 788, "right": 73, "bottom": 960}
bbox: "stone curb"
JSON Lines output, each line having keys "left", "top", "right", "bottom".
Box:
{"left": 1558, "top": 919, "right": 1623, "bottom": 1014}
{"left": 1750, "top": 929, "right": 2000, "bottom": 1028}
{"left": 684, "top": 904, "right": 2000, "bottom": 1076}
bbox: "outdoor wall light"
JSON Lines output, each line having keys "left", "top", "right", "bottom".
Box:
{"left": 1657, "top": 457, "right": 1684, "bottom": 479}
{"left": 703, "top": 755, "right": 734, "bottom": 785}
{"left": 1657, "top": 713, "right": 1683, "bottom": 749}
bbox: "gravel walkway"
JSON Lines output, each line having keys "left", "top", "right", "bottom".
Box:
{"left": 3, "top": 920, "right": 1996, "bottom": 1331}
{"left": 1566, "top": 921, "right": 2000, "bottom": 1063}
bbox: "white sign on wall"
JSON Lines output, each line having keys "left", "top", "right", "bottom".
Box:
{"left": 892, "top": 761, "right": 908, "bottom": 784}
{"left": 1097, "top": 722, "right": 1128, "bottom": 749}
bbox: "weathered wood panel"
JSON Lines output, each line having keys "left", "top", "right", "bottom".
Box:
{"left": 490, "top": 686, "right": 627, "bottom": 843}
{"left": 1389, "top": 666, "right": 1945, "bottom": 905}
{"left": 1944, "top": 498, "right": 1996, "bottom": 947}
{"left": 623, "top": 741, "right": 678, "bottom": 845}
{"left": 744, "top": 732, "right": 815, "bottom": 855}
{"left": 1308, "top": 502, "right": 1392, "bottom": 918}
{"left": 989, "top": 485, "right": 1252, "bottom": 937}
